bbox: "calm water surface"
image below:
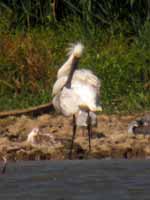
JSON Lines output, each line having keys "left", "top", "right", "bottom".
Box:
{"left": 0, "top": 159, "right": 150, "bottom": 200}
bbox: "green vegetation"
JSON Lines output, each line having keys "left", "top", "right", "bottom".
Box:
{"left": 0, "top": 1, "right": 150, "bottom": 113}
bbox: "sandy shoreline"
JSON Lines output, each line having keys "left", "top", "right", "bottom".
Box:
{"left": 0, "top": 113, "right": 150, "bottom": 160}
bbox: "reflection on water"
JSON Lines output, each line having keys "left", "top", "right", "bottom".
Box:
{"left": 0, "top": 159, "right": 150, "bottom": 200}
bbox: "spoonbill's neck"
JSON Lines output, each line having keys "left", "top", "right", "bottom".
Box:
{"left": 65, "top": 58, "right": 79, "bottom": 89}
{"left": 57, "top": 54, "right": 74, "bottom": 79}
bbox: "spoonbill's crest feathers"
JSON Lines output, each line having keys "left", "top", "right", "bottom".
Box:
{"left": 67, "top": 42, "right": 84, "bottom": 58}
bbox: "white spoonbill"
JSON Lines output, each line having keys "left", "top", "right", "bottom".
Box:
{"left": 52, "top": 43, "right": 102, "bottom": 158}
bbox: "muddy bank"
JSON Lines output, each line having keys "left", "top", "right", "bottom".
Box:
{"left": 0, "top": 113, "right": 150, "bottom": 160}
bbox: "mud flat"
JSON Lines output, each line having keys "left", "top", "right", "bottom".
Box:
{"left": 0, "top": 113, "right": 150, "bottom": 160}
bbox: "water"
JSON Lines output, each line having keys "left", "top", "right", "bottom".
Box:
{"left": 0, "top": 159, "right": 150, "bottom": 200}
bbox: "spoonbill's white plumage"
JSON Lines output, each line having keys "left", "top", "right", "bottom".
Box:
{"left": 52, "top": 42, "right": 102, "bottom": 158}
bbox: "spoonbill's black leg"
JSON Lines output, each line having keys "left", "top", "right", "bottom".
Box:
{"left": 87, "top": 111, "right": 92, "bottom": 153}
{"left": 69, "top": 115, "right": 77, "bottom": 159}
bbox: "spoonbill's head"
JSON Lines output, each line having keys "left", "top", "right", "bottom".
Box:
{"left": 67, "top": 42, "right": 84, "bottom": 58}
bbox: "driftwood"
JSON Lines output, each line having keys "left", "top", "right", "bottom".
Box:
{"left": 0, "top": 102, "right": 54, "bottom": 119}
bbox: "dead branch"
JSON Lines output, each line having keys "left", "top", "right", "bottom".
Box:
{"left": 0, "top": 102, "right": 54, "bottom": 119}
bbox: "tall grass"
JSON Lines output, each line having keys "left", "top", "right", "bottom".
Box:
{"left": 0, "top": 0, "right": 150, "bottom": 31}
{"left": 0, "top": 18, "right": 150, "bottom": 113}
{"left": 0, "top": 0, "right": 150, "bottom": 113}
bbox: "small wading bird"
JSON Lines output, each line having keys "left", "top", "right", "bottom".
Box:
{"left": 27, "top": 127, "right": 61, "bottom": 146}
{"left": 128, "top": 114, "right": 150, "bottom": 135}
{"left": 52, "top": 43, "right": 102, "bottom": 159}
